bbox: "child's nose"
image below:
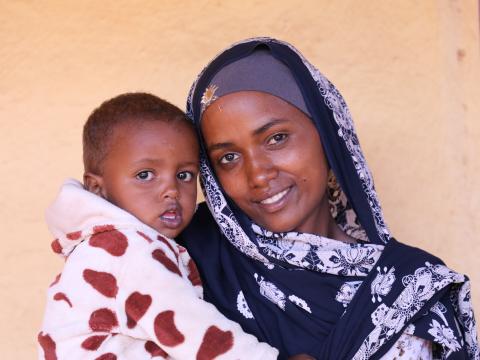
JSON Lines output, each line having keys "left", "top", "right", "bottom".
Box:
{"left": 160, "top": 181, "right": 179, "bottom": 200}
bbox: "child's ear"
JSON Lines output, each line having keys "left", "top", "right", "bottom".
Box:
{"left": 83, "top": 172, "right": 106, "bottom": 198}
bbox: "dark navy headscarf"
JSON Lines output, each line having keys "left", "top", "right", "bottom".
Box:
{"left": 179, "top": 37, "right": 478, "bottom": 359}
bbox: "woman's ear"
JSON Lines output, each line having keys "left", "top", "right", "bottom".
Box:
{"left": 83, "top": 172, "right": 106, "bottom": 198}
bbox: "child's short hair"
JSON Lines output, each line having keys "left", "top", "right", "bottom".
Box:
{"left": 83, "top": 92, "right": 194, "bottom": 174}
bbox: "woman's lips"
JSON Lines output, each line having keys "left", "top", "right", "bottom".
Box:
{"left": 159, "top": 210, "right": 182, "bottom": 229}
{"left": 256, "top": 186, "right": 293, "bottom": 213}
{"left": 260, "top": 188, "right": 290, "bottom": 204}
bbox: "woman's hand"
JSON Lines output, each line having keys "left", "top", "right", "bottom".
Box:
{"left": 287, "top": 354, "right": 316, "bottom": 360}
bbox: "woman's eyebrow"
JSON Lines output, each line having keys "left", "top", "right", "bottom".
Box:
{"left": 207, "top": 119, "right": 288, "bottom": 153}
{"left": 207, "top": 141, "right": 235, "bottom": 153}
{"left": 252, "top": 118, "right": 288, "bottom": 136}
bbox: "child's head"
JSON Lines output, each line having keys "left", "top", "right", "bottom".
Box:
{"left": 83, "top": 92, "right": 199, "bottom": 238}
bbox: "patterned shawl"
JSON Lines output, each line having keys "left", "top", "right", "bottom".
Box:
{"left": 180, "top": 37, "right": 478, "bottom": 359}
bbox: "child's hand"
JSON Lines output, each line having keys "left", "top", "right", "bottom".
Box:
{"left": 287, "top": 354, "right": 316, "bottom": 360}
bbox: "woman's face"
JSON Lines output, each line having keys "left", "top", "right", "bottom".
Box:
{"left": 201, "top": 91, "right": 331, "bottom": 234}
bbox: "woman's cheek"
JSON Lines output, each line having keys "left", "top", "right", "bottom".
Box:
{"left": 274, "top": 147, "right": 303, "bottom": 168}
{"left": 220, "top": 173, "right": 247, "bottom": 203}
{"left": 216, "top": 171, "right": 236, "bottom": 194}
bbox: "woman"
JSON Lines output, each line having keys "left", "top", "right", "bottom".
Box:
{"left": 179, "top": 38, "right": 478, "bottom": 359}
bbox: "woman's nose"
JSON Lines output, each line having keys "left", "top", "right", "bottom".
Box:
{"left": 246, "top": 155, "right": 277, "bottom": 189}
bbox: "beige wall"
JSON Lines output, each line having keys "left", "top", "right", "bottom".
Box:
{"left": 1, "top": 1, "right": 479, "bottom": 358}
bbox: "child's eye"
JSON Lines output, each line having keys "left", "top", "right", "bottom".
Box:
{"left": 177, "top": 171, "right": 194, "bottom": 182}
{"left": 219, "top": 153, "right": 239, "bottom": 164}
{"left": 136, "top": 170, "right": 154, "bottom": 181}
{"left": 267, "top": 133, "right": 288, "bottom": 145}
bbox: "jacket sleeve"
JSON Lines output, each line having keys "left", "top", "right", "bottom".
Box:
{"left": 116, "top": 230, "right": 278, "bottom": 360}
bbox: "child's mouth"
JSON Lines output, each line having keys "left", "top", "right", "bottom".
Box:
{"left": 159, "top": 210, "right": 182, "bottom": 229}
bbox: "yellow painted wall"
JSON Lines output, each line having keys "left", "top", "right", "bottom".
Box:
{"left": 1, "top": 1, "right": 478, "bottom": 358}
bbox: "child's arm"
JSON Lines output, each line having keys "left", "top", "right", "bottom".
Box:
{"left": 116, "top": 230, "right": 278, "bottom": 360}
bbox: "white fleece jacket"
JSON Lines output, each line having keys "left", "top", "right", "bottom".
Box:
{"left": 38, "top": 179, "right": 278, "bottom": 360}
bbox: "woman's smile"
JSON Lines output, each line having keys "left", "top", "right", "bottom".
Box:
{"left": 259, "top": 186, "right": 291, "bottom": 205}
{"left": 255, "top": 185, "right": 293, "bottom": 212}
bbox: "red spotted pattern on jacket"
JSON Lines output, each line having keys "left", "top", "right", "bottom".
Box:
{"left": 89, "top": 225, "right": 128, "bottom": 256}
{"left": 83, "top": 269, "right": 118, "bottom": 298}
{"left": 125, "top": 291, "right": 152, "bottom": 329}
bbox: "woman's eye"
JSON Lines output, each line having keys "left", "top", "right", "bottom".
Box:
{"left": 267, "top": 133, "right": 288, "bottom": 145}
{"left": 136, "top": 171, "right": 154, "bottom": 181}
{"left": 177, "top": 171, "right": 194, "bottom": 182}
{"left": 219, "top": 153, "right": 239, "bottom": 164}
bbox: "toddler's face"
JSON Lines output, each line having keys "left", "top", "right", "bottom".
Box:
{"left": 91, "top": 120, "right": 199, "bottom": 238}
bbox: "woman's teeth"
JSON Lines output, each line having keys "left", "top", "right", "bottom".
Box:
{"left": 260, "top": 188, "right": 289, "bottom": 205}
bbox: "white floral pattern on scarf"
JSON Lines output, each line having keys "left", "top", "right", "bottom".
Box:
{"left": 253, "top": 224, "right": 383, "bottom": 276}
{"left": 371, "top": 266, "right": 396, "bottom": 303}
{"left": 449, "top": 282, "right": 479, "bottom": 358}
{"left": 353, "top": 262, "right": 469, "bottom": 359}
{"left": 237, "top": 291, "right": 254, "bottom": 319}
{"left": 336, "top": 281, "right": 363, "bottom": 308}
{"left": 254, "top": 273, "right": 286, "bottom": 310}
{"left": 288, "top": 295, "right": 312, "bottom": 314}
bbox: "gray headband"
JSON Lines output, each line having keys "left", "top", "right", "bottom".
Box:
{"left": 200, "top": 48, "right": 310, "bottom": 117}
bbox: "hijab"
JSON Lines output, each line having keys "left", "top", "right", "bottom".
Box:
{"left": 180, "top": 37, "right": 478, "bottom": 359}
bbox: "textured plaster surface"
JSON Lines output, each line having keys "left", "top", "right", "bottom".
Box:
{"left": 0, "top": 0, "right": 478, "bottom": 358}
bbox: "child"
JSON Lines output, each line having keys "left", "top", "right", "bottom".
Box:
{"left": 38, "top": 93, "right": 279, "bottom": 360}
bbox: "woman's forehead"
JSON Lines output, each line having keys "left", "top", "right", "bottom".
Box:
{"left": 202, "top": 91, "right": 309, "bottom": 123}
{"left": 201, "top": 91, "right": 315, "bottom": 143}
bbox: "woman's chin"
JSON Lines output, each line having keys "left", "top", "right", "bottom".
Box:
{"left": 256, "top": 219, "right": 296, "bottom": 234}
